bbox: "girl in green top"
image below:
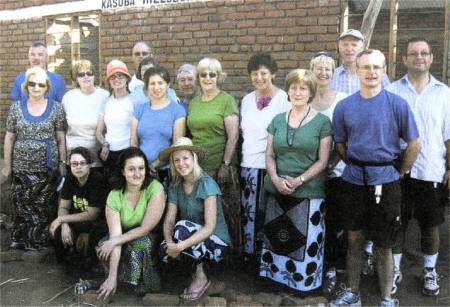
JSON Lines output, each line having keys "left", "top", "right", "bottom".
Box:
{"left": 96, "top": 147, "right": 166, "bottom": 300}
{"left": 158, "top": 137, "right": 231, "bottom": 301}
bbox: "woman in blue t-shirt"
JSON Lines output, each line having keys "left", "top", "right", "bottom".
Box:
{"left": 130, "top": 66, "right": 186, "bottom": 188}
{"left": 158, "top": 137, "right": 231, "bottom": 301}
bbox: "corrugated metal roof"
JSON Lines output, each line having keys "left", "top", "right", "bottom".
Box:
{"left": 349, "top": 0, "right": 445, "bottom": 10}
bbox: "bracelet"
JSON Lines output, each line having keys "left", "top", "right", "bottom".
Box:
{"left": 102, "top": 142, "right": 110, "bottom": 148}
{"left": 222, "top": 160, "right": 230, "bottom": 166}
{"left": 300, "top": 175, "right": 305, "bottom": 183}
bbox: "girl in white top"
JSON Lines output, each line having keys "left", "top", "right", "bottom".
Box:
{"left": 96, "top": 60, "right": 137, "bottom": 182}
{"left": 309, "top": 52, "right": 348, "bottom": 292}
{"left": 63, "top": 60, "right": 109, "bottom": 167}
{"left": 240, "top": 53, "right": 290, "bottom": 266}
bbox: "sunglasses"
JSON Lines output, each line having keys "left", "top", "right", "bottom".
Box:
{"left": 70, "top": 161, "right": 88, "bottom": 167}
{"left": 134, "top": 52, "right": 149, "bottom": 57}
{"left": 109, "top": 74, "right": 126, "bottom": 80}
{"left": 77, "top": 71, "right": 94, "bottom": 78}
{"left": 27, "top": 81, "right": 46, "bottom": 88}
{"left": 199, "top": 72, "right": 217, "bottom": 79}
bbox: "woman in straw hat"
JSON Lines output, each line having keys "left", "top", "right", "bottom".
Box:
{"left": 158, "top": 137, "right": 231, "bottom": 301}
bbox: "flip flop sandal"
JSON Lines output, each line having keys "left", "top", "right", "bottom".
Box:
{"left": 181, "top": 281, "right": 211, "bottom": 301}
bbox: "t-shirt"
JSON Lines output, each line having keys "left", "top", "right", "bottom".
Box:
{"left": 63, "top": 87, "right": 109, "bottom": 166}
{"left": 128, "top": 74, "right": 143, "bottom": 92}
{"left": 61, "top": 170, "right": 107, "bottom": 214}
{"left": 99, "top": 94, "right": 138, "bottom": 151}
{"left": 187, "top": 91, "right": 239, "bottom": 171}
{"left": 107, "top": 180, "right": 164, "bottom": 229}
{"left": 240, "top": 89, "right": 291, "bottom": 169}
{"left": 10, "top": 71, "right": 67, "bottom": 102}
{"left": 332, "top": 89, "right": 419, "bottom": 185}
{"left": 168, "top": 174, "right": 231, "bottom": 245}
{"left": 133, "top": 100, "right": 186, "bottom": 165}
{"left": 6, "top": 98, "right": 65, "bottom": 173}
{"left": 264, "top": 112, "right": 333, "bottom": 199}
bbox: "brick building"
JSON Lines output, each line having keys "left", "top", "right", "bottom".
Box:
{"left": 0, "top": 0, "right": 448, "bottom": 156}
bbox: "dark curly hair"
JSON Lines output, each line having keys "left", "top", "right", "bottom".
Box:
{"left": 136, "top": 57, "right": 158, "bottom": 81}
{"left": 69, "top": 147, "right": 93, "bottom": 164}
{"left": 143, "top": 66, "right": 171, "bottom": 91}
{"left": 247, "top": 52, "right": 278, "bottom": 75}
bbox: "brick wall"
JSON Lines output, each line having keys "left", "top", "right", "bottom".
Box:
{"left": 0, "top": 0, "right": 343, "bottom": 157}
{"left": 349, "top": 7, "right": 446, "bottom": 82}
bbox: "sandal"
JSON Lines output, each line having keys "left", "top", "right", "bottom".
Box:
{"left": 181, "top": 281, "right": 211, "bottom": 301}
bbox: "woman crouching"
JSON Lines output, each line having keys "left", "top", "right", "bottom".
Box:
{"left": 96, "top": 147, "right": 166, "bottom": 300}
{"left": 158, "top": 137, "right": 231, "bottom": 301}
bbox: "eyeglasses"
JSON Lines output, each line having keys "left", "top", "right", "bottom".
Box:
{"left": 199, "top": 72, "right": 217, "bottom": 79}
{"left": 134, "top": 52, "right": 149, "bottom": 57}
{"left": 77, "top": 71, "right": 94, "bottom": 78}
{"left": 109, "top": 74, "right": 126, "bottom": 80}
{"left": 70, "top": 161, "right": 88, "bottom": 167}
{"left": 406, "top": 52, "right": 430, "bottom": 58}
{"left": 27, "top": 81, "right": 46, "bottom": 88}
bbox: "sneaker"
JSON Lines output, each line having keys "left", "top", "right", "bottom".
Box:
{"left": 379, "top": 297, "right": 399, "bottom": 307}
{"left": 422, "top": 268, "right": 440, "bottom": 296}
{"left": 391, "top": 270, "right": 403, "bottom": 294}
{"left": 329, "top": 289, "right": 361, "bottom": 307}
{"left": 362, "top": 252, "right": 375, "bottom": 276}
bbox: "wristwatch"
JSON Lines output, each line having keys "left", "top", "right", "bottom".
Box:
{"left": 222, "top": 160, "right": 230, "bottom": 166}
{"left": 300, "top": 175, "right": 305, "bottom": 183}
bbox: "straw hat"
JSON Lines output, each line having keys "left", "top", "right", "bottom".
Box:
{"left": 158, "top": 137, "right": 208, "bottom": 165}
{"left": 104, "top": 60, "right": 131, "bottom": 85}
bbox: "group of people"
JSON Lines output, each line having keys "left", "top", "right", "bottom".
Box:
{"left": 1, "top": 27, "right": 448, "bottom": 307}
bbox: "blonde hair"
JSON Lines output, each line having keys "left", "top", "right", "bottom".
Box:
{"left": 169, "top": 149, "right": 204, "bottom": 186}
{"left": 71, "top": 59, "right": 94, "bottom": 87}
{"left": 195, "top": 57, "right": 226, "bottom": 86}
{"left": 310, "top": 54, "right": 336, "bottom": 72}
{"left": 21, "top": 67, "right": 50, "bottom": 95}
{"left": 285, "top": 69, "right": 317, "bottom": 104}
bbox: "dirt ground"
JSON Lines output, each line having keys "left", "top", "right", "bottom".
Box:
{"left": 0, "top": 209, "right": 448, "bottom": 306}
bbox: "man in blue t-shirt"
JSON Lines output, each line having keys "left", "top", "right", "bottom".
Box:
{"left": 330, "top": 49, "right": 421, "bottom": 307}
{"left": 10, "top": 42, "right": 66, "bottom": 102}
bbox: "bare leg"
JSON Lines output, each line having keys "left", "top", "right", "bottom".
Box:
{"left": 184, "top": 263, "right": 208, "bottom": 299}
{"left": 376, "top": 246, "right": 393, "bottom": 299}
{"left": 347, "top": 230, "right": 365, "bottom": 293}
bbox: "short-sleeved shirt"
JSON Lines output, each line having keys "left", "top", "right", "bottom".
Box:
{"left": 107, "top": 180, "right": 164, "bottom": 229}
{"left": 332, "top": 89, "right": 419, "bottom": 185}
{"left": 6, "top": 98, "right": 65, "bottom": 173}
{"left": 386, "top": 74, "right": 450, "bottom": 183}
{"left": 133, "top": 100, "right": 186, "bottom": 165}
{"left": 99, "top": 94, "right": 137, "bottom": 151}
{"left": 263, "top": 111, "right": 333, "bottom": 199}
{"left": 10, "top": 71, "right": 67, "bottom": 102}
{"left": 61, "top": 170, "right": 107, "bottom": 215}
{"left": 187, "top": 91, "right": 239, "bottom": 170}
{"left": 63, "top": 87, "right": 109, "bottom": 166}
{"left": 240, "top": 89, "right": 291, "bottom": 169}
{"left": 168, "top": 174, "right": 231, "bottom": 245}
{"left": 330, "top": 65, "right": 391, "bottom": 95}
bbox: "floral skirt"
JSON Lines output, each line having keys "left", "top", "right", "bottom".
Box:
{"left": 259, "top": 194, "right": 325, "bottom": 292}
{"left": 160, "top": 220, "right": 229, "bottom": 264}
{"left": 10, "top": 172, "right": 58, "bottom": 250}
{"left": 99, "top": 234, "right": 161, "bottom": 292}
{"left": 240, "top": 167, "right": 266, "bottom": 263}
{"left": 205, "top": 166, "right": 242, "bottom": 257}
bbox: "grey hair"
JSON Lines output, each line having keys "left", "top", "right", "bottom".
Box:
{"left": 176, "top": 64, "right": 196, "bottom": 80}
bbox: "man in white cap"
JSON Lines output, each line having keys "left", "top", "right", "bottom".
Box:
{"left": 330, "top": 29, "right": 390, "bottom": 95}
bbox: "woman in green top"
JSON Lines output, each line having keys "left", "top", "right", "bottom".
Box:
{"left": 96, "top": 147, "right": 166, "bottom": 300}
{"left": 158, "top": 137, "right": 231, "bottom": 301}
{"left": 260, "top": 69, "right": 332, "bottom": 294}
{"left": 187, "top": 57, "right": 241, "bottom": 257}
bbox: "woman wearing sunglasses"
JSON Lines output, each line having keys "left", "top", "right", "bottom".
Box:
{"left": 187, "top": 57, "right": 242, "bottom": 258}
{"left": 310, "top": 52, "right": 349, "bottom": 293}
{"left": 63, "top": 60, "right": 109, "bottom": 169}
{"left": 49, "top": 147, "right": 108, "bottom": 270}
{"left": 2, "top": 66, "right": 66, "bottom": 251}
{"left": 96, "top": 60, "right": 138, "bottom": 185}
{"left": 261, "top": 69, "right": 332, "bottom": 294}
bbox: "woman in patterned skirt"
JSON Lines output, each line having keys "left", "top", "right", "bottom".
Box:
{"left": 2, "top": 67, "right": 66, "bottom": 251}
{"left": 96, "top": 147, "right": 166, "bottom": 300}
{"left": 240, "top": 52, "right": 290, "bottom": 267}
{"left": 260, "top": 69, "right": 332, "bottom": 294}
{"left": 158, "top": 137, "right": 231, "bottom": 301}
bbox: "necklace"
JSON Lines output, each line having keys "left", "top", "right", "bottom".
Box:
{"left": 286, "top": 106, "right": 311, "bottom": 147}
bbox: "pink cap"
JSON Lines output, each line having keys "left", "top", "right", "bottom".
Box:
{"left": 104, "top": 60, "right": 131, "bottom": 85}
